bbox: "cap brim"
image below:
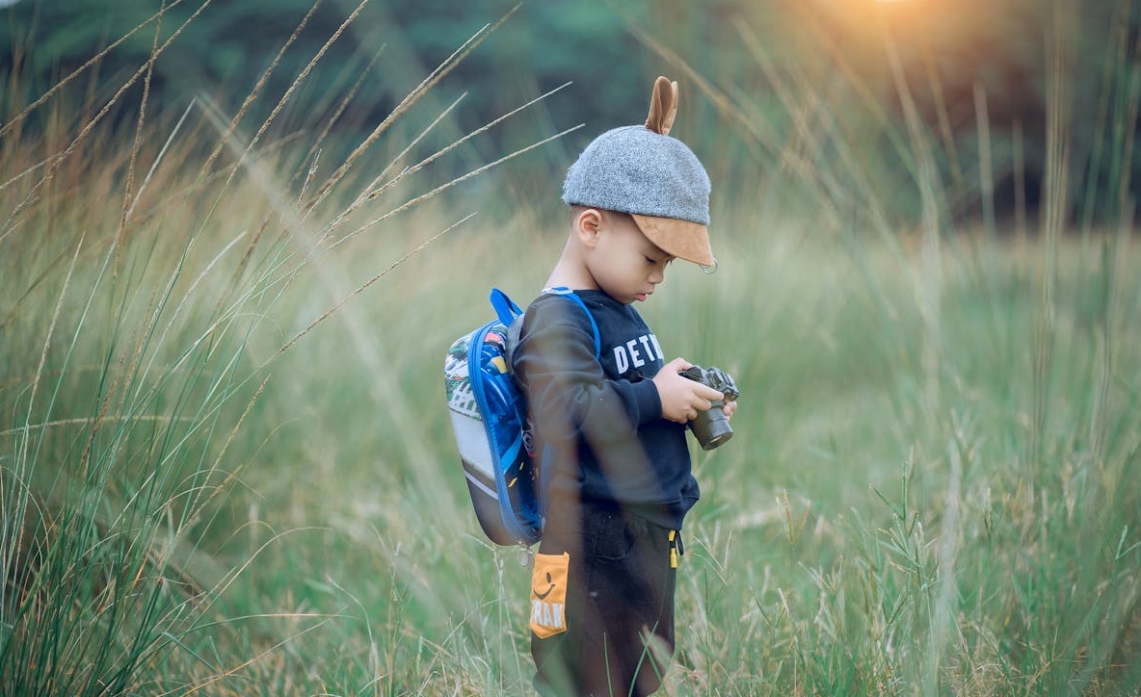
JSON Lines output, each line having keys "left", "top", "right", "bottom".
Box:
{"left": 632, "top": 214, "right": 714, "bottom": 267}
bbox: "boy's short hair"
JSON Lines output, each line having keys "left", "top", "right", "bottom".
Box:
{"left": 561, "top": 95, "right": 714, "bottom": 267}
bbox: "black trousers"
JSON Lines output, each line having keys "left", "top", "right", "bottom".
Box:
{"left": 531, "top": 498, "right": 679, "bottom": 697}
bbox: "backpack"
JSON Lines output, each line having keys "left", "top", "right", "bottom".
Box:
{"left": 443, "top": 287, "right": 598, "bottom": 547}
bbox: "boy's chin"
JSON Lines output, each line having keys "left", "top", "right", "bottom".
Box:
{"left": 599, "top": 287, "right": 646, "bottom": 304}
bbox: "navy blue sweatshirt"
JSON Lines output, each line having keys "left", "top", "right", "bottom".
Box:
{"left": 511, "top": 289, "right": 699, "bottom": 529}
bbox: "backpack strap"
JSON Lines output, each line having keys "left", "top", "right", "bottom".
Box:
{"left": 493, "top": 286, "right": 601, "bottom": 364}
{"left": 490, "top": 287, "right": 523, "bottom": 326}
{"left": 542, "top": 286, "right": 601, "bottom": 359}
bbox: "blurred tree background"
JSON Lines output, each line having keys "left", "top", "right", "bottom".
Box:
{"left": 1, "top": 0, "right": 1138, "bottom": 232}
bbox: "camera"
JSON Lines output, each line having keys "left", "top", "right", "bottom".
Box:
{"left": 680, "top": 365, "right": 739, "bottom": 450}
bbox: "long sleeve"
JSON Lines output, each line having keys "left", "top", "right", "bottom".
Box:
{"left": 511, "top": 290, "right": 698, "bottom": 528}
{"left": 513, "top": 296, "right": 661, "bottom": 448}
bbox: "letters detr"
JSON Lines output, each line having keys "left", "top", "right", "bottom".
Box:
{"left": 612, "top": 333, "right": 663, "bottom": 374}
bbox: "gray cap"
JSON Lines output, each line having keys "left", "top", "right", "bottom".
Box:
{"left": 561, "top": 78, "right": 714, "bottom": 266}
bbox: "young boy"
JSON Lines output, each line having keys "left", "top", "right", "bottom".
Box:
{"left": 511, "top": 76, "right": 737, "bottom": 696}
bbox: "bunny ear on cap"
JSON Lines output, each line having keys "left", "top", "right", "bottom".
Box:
{"left": 645, "top": 76, "right": 679, "bottom": 135}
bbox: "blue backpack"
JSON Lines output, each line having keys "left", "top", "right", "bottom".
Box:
{"left": 443, "top": 287, "right": 598, "bottom": 547}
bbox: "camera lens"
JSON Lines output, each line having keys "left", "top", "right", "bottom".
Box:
{"left": 689, "top": 405, "right": 733, "bottom": 450}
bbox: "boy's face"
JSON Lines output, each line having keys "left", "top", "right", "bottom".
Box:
{"left": 586, "top": 211, "right": 674, "bottom": 305}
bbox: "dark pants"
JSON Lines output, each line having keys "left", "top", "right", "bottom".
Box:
{"left": 532, "top": 498, "right": 678, "bottom": 697}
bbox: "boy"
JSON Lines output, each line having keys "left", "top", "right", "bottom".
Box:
{"left": 511, "top": 76, "right": 737, "bottom": 696}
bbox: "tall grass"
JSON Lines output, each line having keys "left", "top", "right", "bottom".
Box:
{"left": 3, "top": 1, "right": 1141, "bottom": 696}
{"left": 629, "top": 1, "right": 1141, "bottom": 694}
{"left": 0, "top": 3, "right": 577, "bottom": 694}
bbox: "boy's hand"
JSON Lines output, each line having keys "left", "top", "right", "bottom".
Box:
{"left": 654, "top": 358, "right": 726, "bottom": 424}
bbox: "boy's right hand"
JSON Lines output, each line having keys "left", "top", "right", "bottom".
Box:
{"left": 654, "top": 357, "right": 725, "bottom": 424}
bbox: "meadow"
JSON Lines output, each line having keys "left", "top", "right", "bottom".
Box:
{"left": 3, "top": 7, "right": 1141, "bottom": 697}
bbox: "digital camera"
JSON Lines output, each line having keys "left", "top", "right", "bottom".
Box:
{"left": 680, "top": 365, "right": 739, "bottom": 450}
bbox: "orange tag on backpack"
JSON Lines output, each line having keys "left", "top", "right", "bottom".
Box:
{"left": 530, "top": 552, "right": 569, "bottom": 638}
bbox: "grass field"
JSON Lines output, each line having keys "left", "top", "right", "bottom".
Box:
{"left": 3, "top": 15, "right": 1141, "bottom": 697}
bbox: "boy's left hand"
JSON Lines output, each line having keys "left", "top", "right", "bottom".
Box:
{"left": 721, "top": 399, "right": 737, "bottom": 420}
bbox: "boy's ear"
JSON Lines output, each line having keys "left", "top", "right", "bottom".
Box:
{"left": 573, "top": 207, "right": 603, "bottom": 247}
